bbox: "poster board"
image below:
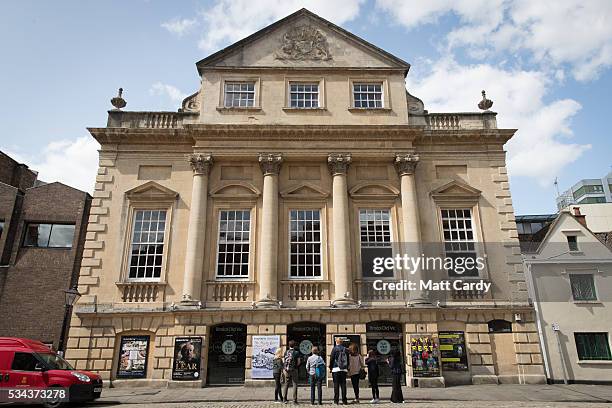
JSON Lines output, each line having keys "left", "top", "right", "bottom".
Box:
{"left": 410, "top": 335, "right": 440, "bottom": 377}
{"left": 439, "top": 331, "right": 469, "bottom": 371}
{"left": 117, "top": 335, "right": 150, "bottom": 379}
{"left": 252, "top": 335, "right": 281, "bottom": 379}
{"left": 172, "top": 337, "right": 203, "bottom": 380}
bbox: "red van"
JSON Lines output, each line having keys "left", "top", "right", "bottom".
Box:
{"left": 0, "top": 337, "right": 102, "bottom": 407}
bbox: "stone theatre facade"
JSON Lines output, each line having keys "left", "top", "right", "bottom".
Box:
{"left": 66, "top": 9, "right": 545, "bottom": 387}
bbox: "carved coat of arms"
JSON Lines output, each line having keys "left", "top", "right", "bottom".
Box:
{"left": 275, "top": 25, "right": 332, "bottom": 61}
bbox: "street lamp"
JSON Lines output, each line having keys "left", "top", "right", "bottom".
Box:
{"left": 58, "top": 285, "right": 81, "bottom": 355}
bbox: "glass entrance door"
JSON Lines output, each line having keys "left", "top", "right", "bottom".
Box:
{"left": 366, "top": 321, "right": 405, "bottom": 385}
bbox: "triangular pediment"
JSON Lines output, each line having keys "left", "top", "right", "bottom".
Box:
{"left": 281, "top": 183, "right": 329, "bottom": 199}
{"left": 431, "top": 180, "right": 481, "bottom": 202}
{"left": 197, "top": 9, "right": 410, "bottom": 72}
{"left": 125, "top": 181, "right": 178, "bottom": 201}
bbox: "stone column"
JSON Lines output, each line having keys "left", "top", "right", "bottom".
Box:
{"left": 181, "top": 153, "right": 213, "bottom": 305}
{"left": 328, "top": 153, "right": 356, "bottom": 307}
{"left": 394, "top": 153, "right": 430, "bottom": 305}
{"left": 256, "top": 153, "right": 283, "bottom": 308}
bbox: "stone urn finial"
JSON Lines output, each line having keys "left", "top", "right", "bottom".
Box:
{"left": 111, "top": 88, "right": 127, "bottom": 110}
{"left": 478, "top": 90, "right": 493, "bottom": 111}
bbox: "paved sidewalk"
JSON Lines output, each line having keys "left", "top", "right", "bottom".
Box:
{"left": 90, "top": 384, "right": 612, "bottom": 406}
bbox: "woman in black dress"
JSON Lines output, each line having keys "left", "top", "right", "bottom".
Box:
{"left": 365, "top": 349, "right": 380, "bottom": 403}
{"left": 388, "top": 349, "right": 404, "bottom": 403}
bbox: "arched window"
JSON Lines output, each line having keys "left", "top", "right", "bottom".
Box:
{"left": 487, "top": 319, "right": 512, "bottom": 333}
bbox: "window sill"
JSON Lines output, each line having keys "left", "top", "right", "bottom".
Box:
{"left": 282, "top": 107, "right": 327, "bottom": 112}
{"left": 577, "top": 360, "right": 612, "bottom": 365}
{"left": 216, "top": 106, "right": 262, "bottom": 112}
{"left": 348, "top": 107, "right": 392, "bottom": 113}
{"left": 572, "top": 300, "right": 602, "bottom": 305}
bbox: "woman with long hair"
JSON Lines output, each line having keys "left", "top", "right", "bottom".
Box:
{"left": 347, "top": 342, "right": 364, "bottom": 403}
{"left": 272, "top": 347, "right": 284, "bottom": 403}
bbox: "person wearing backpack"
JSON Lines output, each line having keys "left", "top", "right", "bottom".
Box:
{"left": 329, "top": 337, "right": 349, "bottom": 405}
{"left": 282, "top": 340, "right": 301, "bottom": 404}
{"left": 305, "top": 346, "right": 325, "bottom": 405}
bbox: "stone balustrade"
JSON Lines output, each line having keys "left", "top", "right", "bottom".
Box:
{"left": 206, "top": 281, "right": 254, "bottom": 302}
{"left": 117, "top": 282, "right": 165, "bottom": 303}
{"left": 107, "top": 111, "right": 197, "bottom": 129}
{"left": 412, "top": 112, "right": 498, "bottom": 130}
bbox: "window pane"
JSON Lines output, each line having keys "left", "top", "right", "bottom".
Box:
{"left": 289, "top": 83, "right": 319, "bottom": 108}
{"left": 48, "top": 224, "right": 75, "bottom": 248}
{"left": 24, "top": 223, "right": 52, "bottom": 247}
{"left": 128, "top": 210, "right": 166, "bottom": 280}
{"left": 11, "top": 353, "right": 40, "bottom": 371}
{"left": 289, "top": 210, "right": 322, "bottom": 278}
{"left": 441, "top": 208, "right": 478, "bottom": 277}
{"left": 216, "top": 210, "right": 250, "bottom": 277}
{"left": 575, "top": 333, "right": 612, "bottom": 360}
{"left": 353, "top": 83, "right": 383, "bottom": 108}
{"left": 224, "top": 82, "right": 256, "bottom": 107}
{"left": 570, "top": 274, "right": 597, "bottom": 301}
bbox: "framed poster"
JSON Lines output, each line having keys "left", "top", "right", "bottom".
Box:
{"left": 333, "top": 334, "right": 361, "bottom": 349}
{"left": 439, "top": 331, "right": 469, "bottom": 371}
{"left": 410, "top": 335, "right": 440, "bottom": 377}
{"left": 117, "top": 335, "right": 150, "bottom": 379}
{"left": 251, "top": 335, "right": 280, "bottom": 379}
{"left": 172, "top": 337, "right": 203, "bottom": 380}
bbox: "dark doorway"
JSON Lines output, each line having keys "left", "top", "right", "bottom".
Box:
{"left": 287, "top": 322, "right": 326, "bottom": 384}
{"left": 206, "top": 323, "right": 247, "bottom": 385}
{"left": 366, "top": 321, "right": 404, "bottom": 385}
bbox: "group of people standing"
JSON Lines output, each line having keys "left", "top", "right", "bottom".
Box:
{"left": 272, "top": 337, "right": 405, "bottom": 405}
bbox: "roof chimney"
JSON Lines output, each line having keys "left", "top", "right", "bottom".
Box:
{"left": 572, "top": 206, "right": 587, "bottom": 228}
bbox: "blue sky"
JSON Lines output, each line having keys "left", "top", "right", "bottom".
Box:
{"left": 1, "top": 0, "right": 611, "bottom": 215}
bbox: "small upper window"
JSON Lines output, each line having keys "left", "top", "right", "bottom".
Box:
{"left": 570, "top": 274, "right": 597, "bottom": 301}
{"left": 289, "top": 83, "right": 319, "bottom": 108}
{"left": 567, "top": 235, "right": 579, "bottom": 251}
{"left": 353, "top": 83, "right": 382, "bottom": 108}
{"left": 23, "top": 223, "right": 75, "bottom": 248}
{"left": 488, "top": 319, "right": 512, "bottom": 333}
{"left": 224, "top": 82, "right": 255, "bottom": 107}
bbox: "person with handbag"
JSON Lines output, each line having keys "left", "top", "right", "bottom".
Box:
{"left": 272, "top": 348, "right": 285, "bottom": 403}
{"left": 347, "top": 343, "right": 365, "bottom": 403}
{"left": 387, "top": 349, "right": 405, "bottom": 403}
{"left": 365, "top": 349, "right": 380, "bottom": 403}
{"left": 305, "top": 346, "right": 325, "bottom": 405}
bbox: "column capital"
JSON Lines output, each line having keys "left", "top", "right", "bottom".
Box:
{"left": 394, "top": 153, "right": 420, "bottom": 176}
{"left": 327, "top": 153, "right": 352, "bottom": 176}
{"left": 258, "top": 153, "right": 283, "bottom": 175}
{"left": 188, "top": 153, "right": 213, "bottom": 175}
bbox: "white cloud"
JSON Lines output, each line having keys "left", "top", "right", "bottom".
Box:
{"left": 149, "top": 82, "right": 188, "bottom": 108}
{"left": 3, "top": 137, "right": 100, "bottom": 193}
{"left": 197, "top": 0, "right": 365, "bottom": 52}
{"left": 161, "top": 18, "right": 198, "bottom": 37}
{"left": 377, "top": 0, "right": 612, "bottom": 81}
{"left": 407, "top": 58, "right": 590, "bottom": 184}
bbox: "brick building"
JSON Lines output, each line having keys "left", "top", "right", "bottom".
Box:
{"left": 0, "top": 151, "right": 91, "bottom": 350}
{"left": 66, "top": 9, "right": 546, "bottom": 388}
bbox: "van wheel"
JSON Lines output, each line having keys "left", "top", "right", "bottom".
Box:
{"left": 43, "top": 386, "right": 64, "bottom": 408}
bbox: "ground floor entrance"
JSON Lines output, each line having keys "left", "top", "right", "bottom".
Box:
{"left": 287, "top": 321, "right": 326, "bottom": 384}
{"left": 207, "top": 323, "right": 247, "bottom": 385}
{"left": 366, "top": 321, "right": 405, "bottom": 385}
